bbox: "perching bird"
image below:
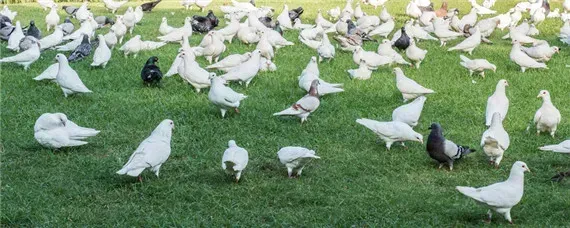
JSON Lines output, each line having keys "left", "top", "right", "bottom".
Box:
{"left": 68, "top": 34, "right": 91, "bottom": 62}
{"left": 208, "top": 76, "right": 247, "bottom": 118}
{"left": 485, "top": 79, "right": 509, "bottom": 126}
{"left": 481, "top": 112, "right": 510, "bottom": 168}
{"left": 459, "top": 55, "right": 496, "bottom": 77}
{"left": 456, "top": 161, "right": 530, "bottom": 224}
{"left": 356, "top": 118, "right": 424, "bottom": 150}
{"left": 532, "top": 90, "right": 561, "bottom": 137}
{"left": 221, "top": 140, "right": 249, "bottom": 183}
{"left": 393, "top": 27, "right": 411, "bottom": 50}
{"left": 393, "top": 67, "right": 435, "bottom": 102}
{"left": 54, "top": 54, "right": 92, "bottom": 97}
{"left": 392, "top": 96, "right": 427, "bottom": 128}
{"left": 140, "top": 0, "right": 161, "bottom": 12}
{"left": 45, "top": 4, "right": 60, "bottom": 32}
{"left": 317, "top": 33, "right": 335, "bottom": 62}
{"left": 25, "top": 20, "right": 41, "bottom": 39}
{"left": 116, "top": 119, "right": 174, "bottom": 182}
{"left": 0, "top": 38, "right": 40, "bottom": 71}
{"left": 277, "top": 147, "right": 320, "bottom": 178}
{"left": 141, "top": 56, "right": 162, "bottom": 85}
{"left": 34, "top": 113, "right": 100, "bottom": 149}
{"left": 426, "top": 123, "right": 476, "bottom": 170}
{"left": 177, "top": 51, "right": 212, "bottom": 93}
{"left": 273, "top": 80, "right": 320, "bottom": 124}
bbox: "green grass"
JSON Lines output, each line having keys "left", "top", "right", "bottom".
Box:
{"left": 2, "top": 0, "right": 570, "bottom": 226}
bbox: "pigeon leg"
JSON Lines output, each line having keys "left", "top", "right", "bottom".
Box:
{"left": 480, "top": 71, "right": 485, "bottom": 78}
{"left": 521, "top": 67, "right": 526, "bottom": 73}
{"left": 438, "top": 163, "right": 444, "bottom": 169}
{"left": 385, "top": 142, "right": 393, "bottom": 151}
{"left": 220, "top": 109, "right": 227, "bottom": 118}
{"left": 234, "top": 108, "right": 240, "bottom": 114}
{"left": 485, "top": 210, "right": 492, "bottom": 223}
{"left": 138, "top": 175, "right": 143, "bottom": 182}
{"left": 551, "top": 127, "right": 557, "bottom": 138}
{"left": 297, "top": 167, "right": 304, "bottom": 177}
{"left": 287, "top": 167, "right": 293, "bottom": 178}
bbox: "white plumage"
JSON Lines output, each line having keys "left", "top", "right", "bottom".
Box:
{"left": 221, "top": 140, "right": 249, "bottom": 182}
{"left": 34, "top": 113, "right": 100, "bottom": 149}
{"left": 45, "top": 4, "right": 60, "bottom": 32}
{"left": 274, "top": 80, "right": 321, "bottom": 123}
{"left": 510, "top": 40, "right": 547, "bottom": 73}
{"left": 7, "top": 21, "right": 25, "bottom": 52}
{"left": 208, "top": 76, "right": 247, "bottom": 118}
{"left": 393, "top": 67, "right": 435, "bottom": 102}
{"left": 39, "top": 26, "right": 64, "bottom": 50}
{"left": 0, "top": 39, "right": 40, "bottom": 71}
{"left": 54, "top": 54, "right": 92, "bottom": 97}
{"left": 34, "top": 63, "right": 58, "bottom": 81}
{"left": 533, "top": 90, "right": 561, "bottom": 137}
{"left": 356, "top": 118, "right": 424, "bottom": 150}
{"left": 392, "top": 96, "right": 427, "bottom": 128}
{"left": 459, "top": 55, "right": 496, "bottom": 77}
{"left": 539, "top": 140, "right": 570, "bottom": 153}
{"left": 485, "top": 79, "right": 509, "bottom": 126}
{"left": 277, "top": 147, "right": 320, "bottom": 178}
{"left": 91, "top": 34, "right": 112, "bottom": 68}
{"left": 481, "top": 112, "right": 510, "bottom": 167}
{"left": 178, "top": 51, "right": 213, "bottom": 93}
{"left": 220, "top": 50, "right": 262, "bottom": 87}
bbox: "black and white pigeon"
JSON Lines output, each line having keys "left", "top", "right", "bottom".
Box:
{"left": 0, "top": 15, "right": 12, "bottom": 28}
{"left": 346, "top": 19, "right": 374, "bottom": 42}
{"left": 62, "top": 6, "right": 79, "bottom": 16}
{"left": 24, "top": 20, "right": 41, "bottom": 39}
{"left": 288, "top": 7, "right": 304, "bottom": 22}
{"left": 426, "top": 123, "right": 476, "bottom": 170}
{"left": 191, "top": 10, "right": 218, "bottom": 33}
{"left": 68, "top": 34, "right": 91, "bottom": 62}
{"left": 258, "top": 16, "right": 275, "bottom": 28}
{"left": 141, "top": 56, "right": 162, "bottom": 85}
{"left": 95, "top": 16, "right": 115, "bottom": 28}
{"left": 60, "top": 17, "right": 75, "bottom": 35}
{"left": 19, "top": 36, "right": 39, "bottom": 52}
{"left": 141, "top": 0, "right": 162, "bottom": 12}
{"left": 393, "top": 27, "right": 411, "bottom": 50}
{"left": 0, "top": 22, "right": 14, "bottom": 41}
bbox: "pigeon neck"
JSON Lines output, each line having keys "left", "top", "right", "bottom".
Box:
{"left": 495, "top": 84, "right": 506, "bottom": 95}
{"left": 506, "top": 169, "right": 525, "bottom": 185}
{"left": 541, "top": 95, "right": 553, "bottom": 105}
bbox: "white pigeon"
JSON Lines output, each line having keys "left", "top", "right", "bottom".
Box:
{"left": 407, "top": 21, "right": 438, "bottom": 41}
{"left": 299, "top": 24, "right": 324, "bottom": 41}
{"left": 91, "top": 34, "right": 112, "bottom": 68}
{"left": 158, "top": 17, "right": 192, "bottom": 43}
{"left": 483, "top": 0, "right": 496, "bottom": 9}
{"left": 392, "top": 96, "right": 427, "bottom": 128}
{"left": 274, "top": 80, "right": 321, "bottom": 123}
{"left": 433, "top": 18, "right": 464, "bottom": 46}
{"left": 356, "top": 118, "right": 424, "bottom": 150}
{"left": 521, "top": 43, "right": 559, "bottom": 62}
{"left": 259, "top": 57, "right": 277, "bottom": 72}
{"left": 34, "top": 113, "right": 100, "bottom": 149}
{"left": 317, "top": 33, "right": 335, "bottom": 63}
{"left": 237, "top": 26, "right": 260, "bottom": 45}
{"left": 510, "top": 40, "right": 548, "bottom": 73}
{"left": 206, "top": 52, "right": 251, "bottom": 72}
{"left": 353, "top": 46, "right": 393, "bottom": 70}
{"left": 134, "top": 6, "right": 143, "bottom": 24}
{"left": 406, "top": 1, "right": 422, "bottom": 18}
{"left": 39, "top": 26, "right": 64, "bottom": 50}
{"left": 181, "top": 0, "right": 196, "bottom": 10}
{"left": 539, "top": 140, "right": 570, "bottom": 153}
{"left": 218, "top": 14, "right": 240, "bottom": 43}
{"left": 459, "top": 55, "right": 496, "bottom": 77}
{"left": 459, "top": 8, "right": 478, "bottom": 29}
{"left": 178, "top": 51, "right": 213, "bottom": 93}
{"left": 377, "top": 39, "right": 411, "bottom": 66}
{"left": 368, "top": 17, "right": 395, "bottom": 38}
{"left": 45, "top": 4, "right": 60, "bottom": 32}
{"left": 293, "top": 18, "right": 314, "bottom": 30}
{"left": 208, "top": 76, "right": 247, "bottom": 118}
{"left": 366, "top": 0, "right": 389, "bottom": 9}
{"left": 221, "top": 140, "right": 249, "bottom": 182}
{"left": 531, "top": 7, "right": 546, "bottom": 25}
{"left": 110, "top": 16, "right": 127, "bottom": 43}
{"left": 116, "top": 119, "right": 174, "bottom": 182}
{"left": 159, "top": 17, "right": 175, "bottom": 35}
{"left": 495, "top": 11, "right": 512, "bottom": 30}
{"left": 75, "top": 2, "right": 90, "bottom": 22}
{"left": 560, "top": 20, "right": 570, "bottom": 38}
{"left": 485, "top": 79, "right": 509, "bottom": 126}
{"left": 34, "top": 63, "right": 58, "bottom": 81}
{"left": 469, "top": 0, "right": 497, "bottom": 15}
{"left": 327, "top": 7, "right": 341, "bottom": 20}
{"left": 63, "top": 19, "right": 95, "bottom": 41}
{"left": 393, "top": 67, "right": 435, "bottom": 102}
{"left": 220, "top": 50, "right": 262, "bottom": 87}
{"left": 298, "top": 58, "right": 343, "bottom": 96}
{"left": 299, "top": 36, "right": 321, "bottom": 50}
{"left": 122, "top": 7, "right": 137, "bottom": 34}
{"left": 533, "top": 90, "right": 561, "bottom": 137}
{"left": 348, "top": 59, "right": 372, "bottom": 80}
{"left": 456, "top": 161, "right": 530, "bottom": 224}
{"left": 316, "top": 10, "right": 334, "bottom": 29}
{"left": 418, "top": 11, "right": 436, "bottom": 27}
{"left": 200, "top": 31, "right": 226, "bottom": 64}
{"left": 103, "top": 0, "right": 127, "bottom": 14}
{"left": 448, "top": 26, "right": 481, "bottom": 55}
{"left": 277, "top": 4, "right": 293, "bottom": 30}
{"left": 119, "top": 35, "right": 143, "bottom": 58}
{"left": 277, "top": 147, "right": 320, "bottom": 178}
{"left": 353, "top": 2, "right": 364, "bottom": 19}
{"left": 195, "top": 0, "right": 213, "bottom": 11}
{"left": 357, "top": 15, "right": 381, "bottom": 32}
{"left": 265, "top": 29, "right": 294, "bottom": 49}
{"left": 379, "top": 6, "right": 392, "bottom": 22}
{"left": 54, "top": 54, "right": 92, "bottom": 97}
{"left": 104, "top": 29, "right": 118, "bottom": 50}
{"left": 405, "top": 40, "right": 427, "bottom": 68}
{"left": 505, "top": 25, "right": 540, "bottom": 44}
{"left": 0, "top": 39, "right": 40, "bottom": 71}
{"left": 7, "top": 21, "right": 25, "bottom": 52}
{"left": 1, "top": 5, "right": 17, "bottom": 20}
{"left": 481, "top": 112, "right": 510, "bottom": 167}
{"left": 55, "top": 36, "right": 83, "bottom": 52}
{"left": 37, "top": 0, "right": 55, "bottom": 10}
{"left": 256, "top": 30, "right": 274, "bottom": 60}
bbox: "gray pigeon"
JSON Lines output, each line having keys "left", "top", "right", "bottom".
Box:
{"left": 62, "top": 6, "right": 79, "bottom": 16}
{"left": 19, "top": 36, "right": 39, "bottom": 52}
{"left": 60, "top": 17, "right": 75, "bottom": 35}
{"left": 68, "top": 34, "right": 91, "bottom": 62}
{"left": 24, "top": 20, "right": 41, "bottom": 39}
{"left": 426, "top": 123, "right": 476, "bottom": 170}
{"left": 94, "top": 16, "right": 114, "bottom": 27}
{"left": 0, "top": 22, "right": 14, "bottom": 41}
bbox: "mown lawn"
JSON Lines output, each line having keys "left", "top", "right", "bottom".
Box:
{"left": 1, "top": 0, "right": 569, "bottom": 226}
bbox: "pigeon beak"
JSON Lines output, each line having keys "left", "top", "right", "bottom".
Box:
{"left": 526, "top": 167, "right": 531, "bottom": 172}
{"left": 537, "top": 95, "right": 541, "bottom": 98}
{"left": 419, "top": 139, "right": 424, "bottom": 144}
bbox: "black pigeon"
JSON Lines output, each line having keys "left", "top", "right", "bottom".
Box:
{"left": 95, "top": 16, "right": 114, "bottom": 27}
{"left": 393, "top": 27, "right": 411, "bottom": 50}
{"left": 288, "top": 7, "right": 303, "bottom": 22}
{"left": 25, "top": 20, "right": 41, "bottom": 39}
{"left": 346, "top": 19, "right": 374, "bottom": 42}
{"left": 274, "top": 21, "right": 283, "bottom": 35}
{"left": 62, "top": 6, "right": 79, "bottom": 16}
{"left": 426, "top": 123, "right": 475, "bottom": 170}
{"left": 258, "top": 16, "right": 275, "bottom": 28}
{"left": 551, "top": 170, "right": 570, "bottom": 182}
{"left": 68, "top": 34, "right": 91, "bottom": 62}
{"left": 141, "top": 56, "right": 162, "bottom": 85}
{"left": 141, "top": 0, "right": 162, "bottom": 12}
{"left": 191, "top": 10, "right": 218, "bottom": 33}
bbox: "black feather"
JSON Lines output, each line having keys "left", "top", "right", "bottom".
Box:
{"left": 551, "top": 170, "right": 570, "bottom": 182}
{"left": 68, "top": 34, "right": 91, "bottom": 62}
{"left": 62, "top": 6, "right": 79, "bottom": 16}
{"left": 191, "top": 10, "right": 218, "bottom": 33}
{"left": 258, "top": 17, "right": 274, "bottom": 28}
{"left": 141, "top": 0, "right": 161, "bottom": 12}
{"left": 288, "top": 7, "right": 303, "bottom": 21}
{"left": 25, "top": 20, "right": 41, "bottom": 39}
{"left": 141, "top": 56, "right": 162, "bottom": 84}
{"left": 393, "top": 27, "right": 410, "bottom": 50}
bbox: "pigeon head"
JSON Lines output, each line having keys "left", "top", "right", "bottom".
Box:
{"left": 146, "top": 56, "right": 159, "bottom": 66}
{"left": 392, "top": 67, "right": 403, "bottom": 75}
{"left": 411, "top": 132, "right": 424, "bottom": 144}
{"left": 553, "top": 46, "right": 560, "bottom": 54}
{"left": 310, "top": 56, "right": 317, "bottom": 64}
{"left": 400, "top": 27, "right": 406, "bottom": 33}
{"left": 381, "top": 39, "right": 390, "bottom": 44}
{"left": 162, "top": 17, "right": 167, "bottom": 22}
{"left": 512, "top": 161, "right": 531, "bottom": 173}
{"left": 210, "top": 74, "right": 226, "bottom": 85}
{"left": 537, "top": 90, "right": 550, "bottom": 100}
{"left": 55, "top": 53, "right": 68, "bottom": 64}
{"left": 497, "top": 79, "right": 509, "bottom": 89}
{"left": 228, "top": 140, "right": 237, "bottom": 147}
{"left": 29, "top": 20, "right": 35, "bottom": 26}
{"left": 153, "top": 119, "right": 175, "bottom": 137}
{"left": 106, "top": 17, "right": 115, "bottom": 25}
{"left": 309, "top": 79, "right": 320, "bottom": 96}
{"left": 428, "top": 123, "right": 442, "bottom": 132}
{"left": 81, "top": 34, "right": 89, "bottom": 43}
